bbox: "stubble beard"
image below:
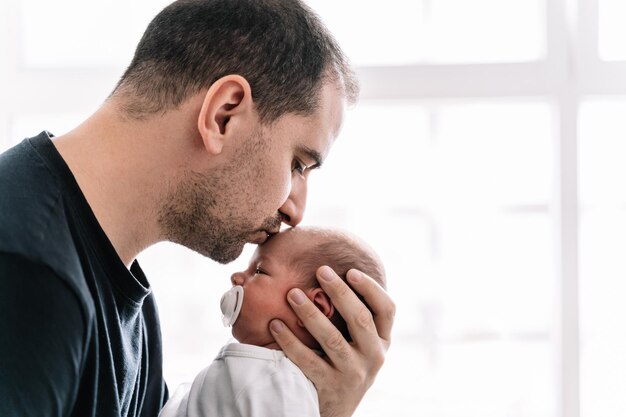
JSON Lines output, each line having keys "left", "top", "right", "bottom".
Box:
{"left": 157, "top": 168, "right": 253, "bottom": 263}
{"left": 157, "top": 130, "right": 281, "bottom": 264}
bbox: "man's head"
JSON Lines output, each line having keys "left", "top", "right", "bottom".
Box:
{"left": 112, "top": 0, "right": 358, "bottom": 122}
{"left": 229, "top": 226, "right": 386, "bottom": 349}
{"left": 110, "top": 0, "right": 359, "bottom": 263}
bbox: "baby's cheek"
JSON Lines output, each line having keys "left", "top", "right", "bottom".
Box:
{"left": 242, "top": 296, "right": 270, "bottom": 324}
{"left": 259, "top": 297, "right": 285, "bottom": 317}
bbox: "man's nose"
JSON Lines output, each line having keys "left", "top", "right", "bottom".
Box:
{"left": 278, "top": 174, "right": 308, "bottom": 227}
{"left": 231, "top": 272, "right": 245, "bottom": 286}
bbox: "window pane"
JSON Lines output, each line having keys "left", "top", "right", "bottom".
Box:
{"left": 579, "top": 211, "right": 626, "bottom": 417}
{"left": 427, "top": 0, "right": 546, "bottom": 64}
{"left": 437, "top": 212, "right": 554, "bottom": 334}
{"left": 599, "top": 0, "right": 626, "bottom": 61}
{"left": 435, "top": 101, "right": 554, "bottom": 206}
{"left": 307, "top": 101, "right": 431, "bottom": 208}
{"left": 358, "top": 338, "right": 553, "bottom": 417}
{"left": 19, "top": 0, "right": 170, "bottom": 69}
{"left": 579, "top": 97, "right": 626, "bottom": 417}
{"left": 305, "top": 0, "right": 427, "bottom": 66}
{"left": 306, "top": 0, "right": 545, "bottom": 66}
{"left": 579, "top": 98, "right": 626, "bottom": 205}
{"left": 308, "top": 100, "right": 554, "bottom": 209}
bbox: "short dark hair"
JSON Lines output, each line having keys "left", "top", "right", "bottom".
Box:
{"left": 112, "top": 0, "right": 359, "bottom": 122}
{"left": 286, "top": 227, "right": 386, "bottom": 342}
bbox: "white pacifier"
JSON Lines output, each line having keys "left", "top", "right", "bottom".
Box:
{"left": 220, "top": 285, "right": 244, "bottom": 327}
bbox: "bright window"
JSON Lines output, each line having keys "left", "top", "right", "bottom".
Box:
{"left": 1, "top": 1, "right": 624, "bottom": 417}
{"left": 18, "top": 0, "right": 171, "bottom": 69}
{"left": 306, "top": 0, "right": 546, "bottom": 65}
{"left": 598, "top": 0, "right": 626, "bottom": 61}
{"left": 579, "top": 98, "right": 626, "bottom": 417}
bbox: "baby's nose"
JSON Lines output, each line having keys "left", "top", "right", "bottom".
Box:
{"left": 231, "top": 272, "right": 245, "bottom": 286}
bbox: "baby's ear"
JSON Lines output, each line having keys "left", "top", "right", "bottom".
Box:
{"left": 312, "top": 288, "right": 334, "bottom": 318}
{"left": 296, "top": 288, "right": 334, "bottom": 328}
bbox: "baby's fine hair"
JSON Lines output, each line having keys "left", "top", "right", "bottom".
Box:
{"left": 283, "top": 226, "right": 386, "bottom": 342}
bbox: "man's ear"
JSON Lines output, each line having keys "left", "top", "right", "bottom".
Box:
{"left": 297, "top": 288, "right": 335, "bottom": 328}
{"left": 197, "top": 74, "right": 253, "bottom": 155}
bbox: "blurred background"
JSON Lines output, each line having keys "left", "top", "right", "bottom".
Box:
{"left": 2, "top": 1, "right": 626, "bottom": 416}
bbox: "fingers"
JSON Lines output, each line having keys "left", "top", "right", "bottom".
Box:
{"left": 273, "top": 268, "right": 396, "bottom": 417}
{"left": 287, "top": 287, "right": 354, "bottom": 365}
{"left": 315, "top": 266, "right": 386, "bottom": 358}
{"left": 346, "top": 268, "right": 395, "bottom": 344}
{"left": 269, "top": 319, "right": 332, "bottom": 385}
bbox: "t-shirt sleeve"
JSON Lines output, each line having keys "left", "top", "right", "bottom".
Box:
{"left": 0, "top": 252, "right": 88, "bottom": 417}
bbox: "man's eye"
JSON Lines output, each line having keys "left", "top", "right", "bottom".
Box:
{"left": 291, "top": 159, "right": 305, "bottom": 176}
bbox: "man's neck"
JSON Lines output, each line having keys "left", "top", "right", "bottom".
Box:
{"left": 51, "top": 99, "right": 203, "bottom": 267}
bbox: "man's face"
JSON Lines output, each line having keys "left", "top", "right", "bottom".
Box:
{"left": 159, "top": 82, "right": 345, "bottom": 263}
{"left": 229, "top": 230, "right": 312, "bottom": 347}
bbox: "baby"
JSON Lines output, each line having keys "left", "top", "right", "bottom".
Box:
{"left": 159, "top": 226, "right": 386, "bottom": 417}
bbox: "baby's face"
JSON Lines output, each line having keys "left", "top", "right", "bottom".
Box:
{"left": 229, "top": 230, "right": 312, "bottom": 348}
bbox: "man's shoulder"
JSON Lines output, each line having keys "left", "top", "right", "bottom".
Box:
{"left": 1, "top": 139, "right": 60, "bottom": 231}
{"left": 0, "top": 136, "right": 89, "bottom": 309}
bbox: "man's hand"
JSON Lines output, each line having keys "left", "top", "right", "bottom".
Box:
{"left": 269, "top": 266, "right": 395, "bottom": 417}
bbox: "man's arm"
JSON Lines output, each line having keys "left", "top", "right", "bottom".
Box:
{"left": 0, "top": 252, "right": 87, "bottom": 417}
{"left": 269, "top": 266, "right": 395, "bottom": 417}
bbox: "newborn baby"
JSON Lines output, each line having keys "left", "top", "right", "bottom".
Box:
{"left": 159, "top": 226, "right": 386, "bottom": 417}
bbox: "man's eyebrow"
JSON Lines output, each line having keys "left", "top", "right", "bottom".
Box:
{"left": 297, "top": 145, "right": 323, "bottom": 169}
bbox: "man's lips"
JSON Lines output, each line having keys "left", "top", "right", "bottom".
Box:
{"left": 248, "top": 231, "right": 268, "bottom": 244}
{"left": 266, "top": 227, "right": 280, "bottom": 237}
{"left": 248, "top": 228, "right": 280, "bottom": 245}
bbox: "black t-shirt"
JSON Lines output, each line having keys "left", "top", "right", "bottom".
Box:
{"left": 0, "top": 132, "right": 168, "bottom": 416}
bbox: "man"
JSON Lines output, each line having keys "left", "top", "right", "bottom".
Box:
{"left": 0, "top": 1, "right": 395, "bottom": 416}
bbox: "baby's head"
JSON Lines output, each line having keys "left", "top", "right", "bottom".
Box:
{"left": 222, "top": 226, "right": 386, "bottom": 350}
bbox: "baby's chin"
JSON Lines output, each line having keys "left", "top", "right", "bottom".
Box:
{"left": 232, "top": 324, "right": 275, "bottom": 348}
